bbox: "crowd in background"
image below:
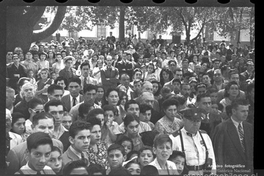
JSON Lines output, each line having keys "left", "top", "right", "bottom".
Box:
{"left": 5, "top": 32, "right": 255, "bottom": 175}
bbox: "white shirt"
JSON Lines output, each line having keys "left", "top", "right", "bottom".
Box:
{"left": 71, "top": 94, "right": 80, "bottom": 108}
{"left": 9, "top": 132, "right": 23, "bottom": 150}
{"left": 17, "top": 162, "right": 55, "bottom": 174}
{"left": 148, "top": 158, "right": 179, "bottom": 175}
{"left": 169, "top": 128, "right": 216, "bottom": 172}
{"left": 231, "top": 117, "right": 244, "bottom": 140}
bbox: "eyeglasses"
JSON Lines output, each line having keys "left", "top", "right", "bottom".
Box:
{"left": 31, "top": 109, "right": 44, "bottom": 114}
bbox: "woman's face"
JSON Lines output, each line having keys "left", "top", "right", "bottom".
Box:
{"left": 228, "top": 84, "right": 239, "bottom": 97}
{"left": 48, "top": 52, "right": 53, "bottom": 58}
{"left": 120, "top": 95, "right": 127, "bottom": 106}
{"left": 152, "top": 83, "right": 159, "bottom": 94}
{"left": 165, "top": 105, "right": 177, "bottom": 120}
{"left": 139, "top": 149, "right": 154, "bottom": 167}
{"left": 40, "top": 71, "right": 48, "bottom": 79}
{"left": 193, "top": 56, "right": 198, "bottom": 63}
{"left": 12, "top": 118, "right": 25, "bottom": 135}
{"left": 162, "top": 71, "right": 169, "bottom": 80}
{"left": 96, "top": 87, "right": 104, "bottom": 99}
{"left": 90, "top": 124, "right": 102, "bottom": 145}
{"left": 47, "top": 150, "right": 62, "bottom": 174}
{"left": 134, "top": 71, "right": 142, "bottom": 80}
{"left": 107, "top": 90, "right": 119, "bottom": 106}
{"left": 126, "top": 120, "right": 139, "bottom": 137}
{"left": 147, "top": 65, "right": 154, "bottom": 73}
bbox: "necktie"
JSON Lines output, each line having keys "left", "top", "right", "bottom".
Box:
{"left": 81, "top": 152, "right": 88, "bottom": 165}
{"left": 36, "top": 171, "right": 41, "bottom": 175}
{"left": 83, "top": 77, "right": 87, "bottom": 88}
{"left": 73, "top": 97, "right": 77, "bottom": 107}
{"left": 238, "top": 123, "right": 245, "bottom": 152}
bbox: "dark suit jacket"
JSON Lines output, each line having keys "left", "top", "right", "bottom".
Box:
{"left": 212, "top": 119, "right": 253, "bottom": 172}
{"left": 61, "top": 146, "right": 80, "bottom": 166}
{"left": 61, "top": 94, "right": 83, "bottom": 112}
{"left": 59, "top": 131, "right": 70, "bottom": 153}
{"left": 101, "top": 66, "right": 119, "bottom": 92}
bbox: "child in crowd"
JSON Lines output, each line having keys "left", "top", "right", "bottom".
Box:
{"left": 102, "top": 105, "right": 121, "bottom": 146}
{"left": 138, "top": 146, "right": 155, "bottom": 168}
{"left": 168, "top": 150, "right": 187, "bottom": 176}
{"left": 63, "top": 160, "right": 89, "bottom": 176}
{"left": 87, "top": 163, "right": 106, "bottom": 175}
{"left": 139, "top": 104, "right": 155, "bottom": 130}
{"left": 124, "top": 161, "right": 141, "bottom": 175}
{"left": 47, "top": 146, "right": 63, "bottom": 175}
{"left": 116, "top": 135, "right": 134, "bottom": 156}
{"left": 149, "top": 133, "right": 178, "bottom": 175}
{"left": 140, "top": 165, "right": 159, "bottom": 176}
{"left": 107, "top": 144, "right": 131, "bottom": 175}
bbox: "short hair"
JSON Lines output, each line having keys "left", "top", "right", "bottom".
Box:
{"left": 138, "top": 146, "right": 154, "bottom": 155}
{"left": 86, "top": 108, "right": 104, "bottom": 120}
{"left": 87, "top": 163, "right": 106, "bottom": 175}
{"left": 78, "top": 103, "right": 94, "bottom": 119}
{"left": 107, "top": 143, "right": 126, "bottom": 156}
{"left": 69, "top": 120, "right": 91, "bottom": 138}
{"left": 103, "top": 105, "right": 117, "bottom": 114}
{"left": 170, "top": 95, "right": 187, "bottom": 106}
{"left": 139, "top": 104, "right": 152, "bottom": 113}
{"left": 116, "top": 135, "right": 134, "bottom": 151}
{"left": 172, "top": 79, "right": 181, "bottom": 85}
{"left": 86, "top": 117, "right": 101, "bottom": 129}
{"left": 63, "top": 160, "right": 88, "bottom": 176}
{"left": 124, "top": 99, "right": 139, "bottom": 111}
{"left": 141, "top": 165, "right": 159, "bottom": 176}
{"left": 68, "top": 77, "right": 81, "bottom": 86}
{"left": 44, "top": 99, "right": 64, "bottom": 112}
{"left": 54, "top": 76, "right": 68, "bottom": 87}
{"left": 196, "top": 93, "right": 211, "bottom": 102}
{"left": 28, "top": 97, "right": 43, "bottom": 109}
{"left": 11, "top": 112, "right": 26, "bottom": 126}
{"left": 27, "top": 132, "right": 53, "bottom": 152}
{"left": 181, "top": 82, "right": 190, "bottom": 89}
{"left": 80, "top": 62, "right": 90, "bottom": 70}
{"left": 126, "top": 151, "right": 139, "bottom": 161}
{"left": 105, "top": 88, "right": 119, "bottom": 98}
{"left": 224, "top": 81, "right": 239, "bottom": 98}
{"left": 231, "top": 99, "right": 249, "bottom": 110}
{"left": 123, "top": 113, "right": 140, "bottom": 127}
{"left": 207, "top": 87, "right": 218, "bottom": 94}
{"left": 47, "top": 84, "right": 63, "bottom": 95}
{"left": 6, "top": 86, "right": 15, "bottom": 94}
{"left": 153, "top": 133, "right": 172, "bottom": 148}
{"left": 175, "top": 68, "right": 183, "bottom": 72}
{"left": 83, "top": 84, "right": 97, "bottom": 94}
{"left": 32, "top": 112, "right": 55, "bottom": 126}
{"left": 168, "top": 150, "right": 186, "bottom": 161}
{"left": 162, "top": 99, "right": 179, "bottom": 111}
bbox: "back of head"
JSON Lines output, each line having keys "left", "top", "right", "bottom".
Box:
{"left": 86, "top": 108, "right": 104, "bottom": 121}
{"left": 47, "top": 84, "right": 63, "bottom": 95}
{"left": 63, "top": 160, "right": 88, "bottom": 176}
{"left": 44, "top": 99, "right": 64, "bottom": 112}
{"left": 141, "top": 165, "right": 159, "bottom": 176}
{"left": 83, "top": 84, "right": 97, "bottom": 94}
{"left": 28, "top": 97, "right": 43, "bottom": 109}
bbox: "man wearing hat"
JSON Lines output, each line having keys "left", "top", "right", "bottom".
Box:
{"left": 59, "top": 56, "right": 76, "bottom": 82}
{"left": 15, "top": 132, "right": 55, "bottom": 174}
{"left": 170, "top": 108, "right": 216, "bottom": 175}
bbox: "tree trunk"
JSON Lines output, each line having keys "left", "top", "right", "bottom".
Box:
{"left": 6, "top": 6, "right": 66, "bottom": 52}
{"left": 119, "top": 6, "right": 125, "bottom": 42}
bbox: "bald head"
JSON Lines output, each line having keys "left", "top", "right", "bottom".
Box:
{"left": 142, "top": 81, "right": 153, "bottom": 93}
{"left": 141, "top": 92, "right": 155, "bottom": 108}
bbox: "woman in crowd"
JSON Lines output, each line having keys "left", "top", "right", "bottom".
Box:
{"left": 47, "top": 50, "right": 56, "bottom": 67}
{"left": 35, "top": 68, "right": 53, "bottom": 103}
{"left": 95, "top": 85, "right": 105, "bottom": 107}
{"left": 159, "top": 68, "right": 173, "bottom": 87}
{"left": 47, "top": 146, "right": 63, "bottom": 175}
{"left": 10, "top": 112, "right": 27, "bottom": 142}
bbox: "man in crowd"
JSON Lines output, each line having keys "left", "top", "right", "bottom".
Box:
{"left": 47, "top": 84, "right": 64, "bottom": 101}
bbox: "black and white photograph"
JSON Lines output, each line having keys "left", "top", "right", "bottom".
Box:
{"left": 5, "top": 3, "right": 255, "bottom": 175}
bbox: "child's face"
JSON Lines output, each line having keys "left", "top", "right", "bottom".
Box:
{"left": 211, "top": 103, "right": 219, "bottom": 111}
{"left": 122, "top": 140, "right": 133, "bottom": 155}
{"left": 153, "top": 142, "right": 172, "bottom": 161}
{"left": 96, "top": 114, "right": 105, "bottom": 127}
{"left": 51, "top": 73, "right": 57, "bottom": 80}
{"left": 139, "top": 149, "right": 154, "bottom": 167}
{"left": 40, "top": 71, "right": 48, "bottom": 79}
{"left": 139, "top": 110, "right": 152, "bottom": 123}
{"left": 172, "top": 156, "right": 185, "bottom": 175}
{"left": 104, "top": 110, "right": 114, "bottom": 125}
{"left": 108, "top": 149, "right": 125, "bottom": 169}
{"left": 46, "top": 150, "right": 62, "bottom": 173}
{"left": 127, "top": 163, "right": 141, "bottom": 175}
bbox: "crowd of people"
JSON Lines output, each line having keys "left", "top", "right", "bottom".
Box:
{"left": 6, "top": 32, "right": 255, "bottom": 175}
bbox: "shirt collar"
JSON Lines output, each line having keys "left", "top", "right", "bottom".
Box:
{"left": 231, "top": 117, "right": 243, "bottom": 130}
{"left": 69, "top": 145, "right": 83, "bottom": 159}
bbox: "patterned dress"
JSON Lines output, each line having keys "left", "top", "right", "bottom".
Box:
{"left": 155, "top": 115, "right": 183, "bottom": 135}
{"left": 87, "top": 141, "right": 109, "bottom": 170}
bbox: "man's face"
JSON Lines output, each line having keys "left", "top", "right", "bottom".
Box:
{"left": 139, "top": 110, "right": 152, "bottom": 123}
{"left": 33, "top": 119, "right": 54, "bottom": 138}
{"left": 83, "top": 90, "right": 97, "bottom": 105}
{"left": 127, "top": 104, "right": 140, "bottom": 117}
{"left": 169, "top": 62, "right": 177, "bottom": 72}
{"left": 120, "top": 75, "right": 130, "bottom": 87}
{"left": 175, "top": 71, "right": 183, "bottom": 80}
{"left": 210, "top": 92, "right": 218, "bottom": 104}
{"left": 232, "top": 105, "right": 249, "bottom": 122}
{"left": 213, "top": 61, "right": 220, "bottom": 69}
{"left": 142, "top": 94, "right": 155, "bottom": 108}
{"left": 197, "top": 97, "right": 212, "bottom": 113}
{"left": 49, "top": 89, "right": 63, "bottom": 101}
{"left": 181, "top": 85, "right": 191, "bottom": 97}
{"left": 152, "top": 83, "right": 159, "bottom": 94}
{"left": 202, "top": 75, "right": 211, "bottom": 85}
{"left": 65, "top": 59, "right": 73, "bottom": 68}
{"left": 23, "top": 86, "right": 35, "bottom": 99}
{"left": 230, "top": 74, "right": 240, "bottom": 84}
{"left": 48, "top": 105, "right": 64, "bottom": 127}
{"left": 106, "top": 57, "right": 113, "bottom": 66}
{"left": 108, "top": 149, "right": 125, "bottom": 169}
{"left": 28, "top": 144, "right": 52, "bottom": 171}
{"left": 142, "top": 84, "right": 153, "bottom": 93}
{"left": 182, "top": 61, "right": 189, "bottom": 69}
{"left": 134, "top": 71, "right": 142, "bottom": 80}
{"left": 6, "top": 92, "right": 15, "bottom": 108}
{"left": 134, "top": 82, "right": 142, "bottom": 92}
{"left": 68, "top": 82, "right": 81, "bottom": 98}
{"left": 184, "top": 118, "right": 201, "bottom": 134}
{"left": 70, "top": 129, "right": 91, "bottom": 152}
{"left": 81, "top": 65, "right": 89, "bottom": 77}
{"left": 61, "top": 115, "right": 72, "bottom": 130}
{"left": 213, "top": 70, "right": 222, "bottom": 82}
